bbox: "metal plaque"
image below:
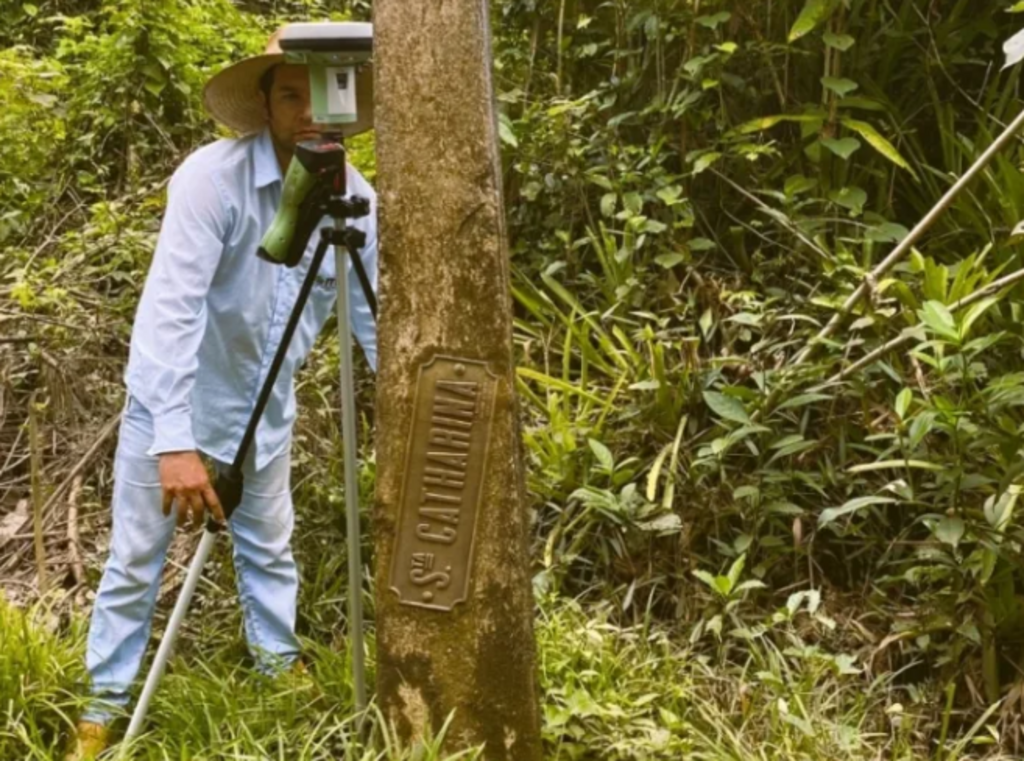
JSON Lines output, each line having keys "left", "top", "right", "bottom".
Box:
{"left": 389, "top": 354, "right": 498, "bottom": 611}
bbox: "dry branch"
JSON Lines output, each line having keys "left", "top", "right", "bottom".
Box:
{"left": 29, "top": 394, "right": 48, "bottom": 593}
{"left": 67, "top": 475, "right": 84, "bottom": 586}
{"left": 2, "top": 411, "right": 120, "bottom": 573}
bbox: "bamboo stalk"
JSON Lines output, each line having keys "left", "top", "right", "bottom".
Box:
{"left": 29, "top": 392, "right": 48, "bottom": 594}
{"left": 824, "top": 265, "right": 1024, "bottom": 384}
{"left": 791, "top": 107, "right": 1024, "bottom": 368}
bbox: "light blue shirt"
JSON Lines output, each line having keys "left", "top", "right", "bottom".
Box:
{"left": 125, "top": 128, "right": 377, "bottom": 471}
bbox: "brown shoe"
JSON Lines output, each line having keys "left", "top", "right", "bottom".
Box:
{"left": 64, "top": 721, "right": 109, "bottom": 761}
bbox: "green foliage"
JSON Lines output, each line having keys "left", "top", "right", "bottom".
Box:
{"left": 0, "top": 599, "right": 86, "bottom": 759}
{"left": 498, "top": 0, "right": 1024, "bottom": 751}
{"left": 8, "top": 0, "right": 1024, "bottom": 757}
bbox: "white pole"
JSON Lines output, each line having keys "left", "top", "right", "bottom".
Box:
{"left": 334, "top": 218, "right": 368, "bottom": 716}
{"left": 121, "top": 529, "right": 220, "bottom": 753}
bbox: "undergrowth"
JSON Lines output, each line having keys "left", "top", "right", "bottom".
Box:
{"left": 7, "top": 0, "right": 1024, "bottom": 758}
{"left": 1, "top": 591, "right": 1015, "bottom": 760}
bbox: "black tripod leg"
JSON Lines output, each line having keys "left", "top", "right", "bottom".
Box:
{"left": 207, "top": 234, "right": 334, "bottom": 532}
{"left": 348, "top": 243, "right": 378, "bottom": 322}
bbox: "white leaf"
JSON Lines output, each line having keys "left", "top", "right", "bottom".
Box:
{"left": 637, "top": 513, "right": 683, "bottom": 534}
{"left": 820, "top": 496, "right": 897, "bottom": 526}
{"left": 0, "top": 501, "right": 28, "bottom": 546}
{"left": 1004, "top": 28, "right": 1024, "bottom": 69}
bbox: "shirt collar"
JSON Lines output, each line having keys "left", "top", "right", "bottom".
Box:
{"left": 254, "top": 128, "right": 283, "bottom": 189}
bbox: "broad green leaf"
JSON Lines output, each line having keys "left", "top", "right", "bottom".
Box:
{"left": 588, "top": 438, "right": 614, "bottom": 472}
{"left": 735, "top": 580, "right": 768, "bottom": 594}
{"left": 820, "top": 496, "right": 897, "bottom": 526}
{"left": 767, "top": 439, "right": 818, "bottom": 464}
{"left": 984, "top": 486, "right": 1021, "bottom": 532}
{"left": 774, "top": 435, "right": 811, "bottom": 452}
{"left": 923, "top": 258, "right": 948, "bottom": 302}
{"left": 820, "top": 137, "right": 861, "bottom": 160}
{"left": 866, "top": 222, "right": 909, "bottom": 243}
{"left": 693, "top": 569, "right": 718, "bottom": 590}
{"left": 821, "top": 76, "right": 859, "bottom": 97}
{"left": 895, "top": 388, "right": 913, "bottom": 421}
{"left": 784, "top": 175, "right": 817, "bottom": 196}
{"left": 823, "top": 32, "right": 855, "bottom": 51}
{"left": 789, "top": 0, "right": 835, "bottom": 42}
{"left": 918, "top": 300, "right": 959, "bottom": 343}
{"left": 693, "top": 151, "right": 722, "bottom": 174}
{"left": 656, "top": 185, "right": 684, "bottom": 205}
{"left": 829, "top": 186, "right": 867, "bottom": 215}
{"left": 960, "top": 296, "right": 999, "bottom": 340}
{"left": 655, "top": 252, "right": 687, "bottom": 269}
{"left": 704, "top": 391, "right": 751, "bottom": 424}
{"left": 600, "top": 192, "right": 617, "bottom": 218}
{"left": 935, "top": 516, "right": 965, "bottom": 548}
{"left": 734, "top": 485, "right": 760, "bottom": 500}
{"left": 697, "top": 11, "right": 731, "bottom": 29}
{"left": 689, "top": 237, "right": 717, "bottom": 251}
{"left": 726, "top": 554, "right": 747, "bottom": 592}
{"left": 776, "top": 393, "right": 832, "bottom": 411}
{"left": 699, "top": 308, "right": 714, "bottom": 338}
{"left": 498, "top": 113, "right": 518, "bottom": 147}
{"left": 623, "top": 192, "right": 643, "bottom": 215}
{"left": 726, "top": 312, "right": 761, "bottom": 326}
{"left": 837, "top": 96, "right": 885, "bottom": 111}
{"left": 842, "top": 119, "right": 918, "bottom": 178}
{"left": 733, "top": 113, "right": 824, "bottom": 135}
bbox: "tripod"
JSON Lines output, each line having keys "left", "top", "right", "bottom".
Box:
{"left": 122, "top": 138, "right": 375, "bottom": 749}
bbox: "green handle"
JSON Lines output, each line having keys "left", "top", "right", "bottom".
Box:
{"left": 258, "top": 157, "right": 317, "bottom": 265}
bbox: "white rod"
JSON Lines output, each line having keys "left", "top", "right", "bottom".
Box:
{"left": 122, "top": 529, "right": 219, "bottom": 751}
{"left": 334, "top": 219, "right": 368, "bottom": 716}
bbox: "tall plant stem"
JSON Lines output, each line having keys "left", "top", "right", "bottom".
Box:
{"left": 556, "top": 0, "right": 566, "bottom": 94}
{"left": 29, "top": 392, "right": 47, "bottom": 594}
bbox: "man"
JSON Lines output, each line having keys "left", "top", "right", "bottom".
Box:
{"left": 66, "top": 25, "right": 377, "bottom": 760}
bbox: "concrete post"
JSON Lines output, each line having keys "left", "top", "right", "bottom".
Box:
{"left": 371, "top": 0, "right": 543, "bottom": 758}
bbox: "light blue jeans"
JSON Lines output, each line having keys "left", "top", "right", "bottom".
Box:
{"left": 82, "top": 396, "right": 300, "bottom": 724}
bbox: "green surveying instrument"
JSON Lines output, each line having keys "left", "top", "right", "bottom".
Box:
{"left": 123, "top": 22, "right": 375, "bottom": 751}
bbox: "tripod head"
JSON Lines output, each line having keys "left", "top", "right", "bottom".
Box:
{"left": 257, "top": 22, "right": 374, "bottom": 268}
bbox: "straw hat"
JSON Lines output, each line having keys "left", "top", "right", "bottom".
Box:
{"left": 203, "top": 24, "right": 374, "bottom": 138}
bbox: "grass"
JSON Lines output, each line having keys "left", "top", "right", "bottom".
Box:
{"left": 1, "top": 589, "right": 1017, "bottom": 760}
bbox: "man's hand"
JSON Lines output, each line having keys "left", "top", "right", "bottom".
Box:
{"left": 158, "top": 451, "right": 226, "bottom": 529}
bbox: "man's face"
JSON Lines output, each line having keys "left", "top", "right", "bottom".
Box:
{"left": 264, "top": 64, "right": 321, "bottom": 153}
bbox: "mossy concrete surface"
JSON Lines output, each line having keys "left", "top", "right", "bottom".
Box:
{"left": 372, "top": 0, "right": 543, "bottom": 759}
